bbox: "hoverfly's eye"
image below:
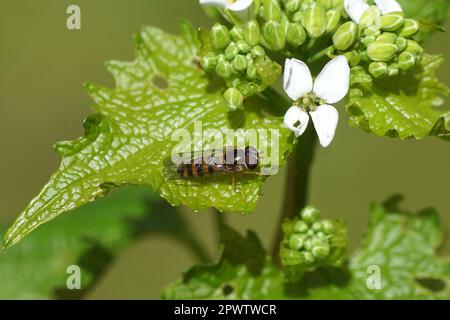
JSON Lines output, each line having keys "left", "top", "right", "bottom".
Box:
{"left": 245, "top": 146, "right": 259, "bottom": 170}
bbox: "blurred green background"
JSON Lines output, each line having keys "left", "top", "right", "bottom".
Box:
{"left": 0, "top": 0, "right": 449, "bottom": 299}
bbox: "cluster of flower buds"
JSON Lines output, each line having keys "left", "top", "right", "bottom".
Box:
{"left": 257, "top": 0, "right": 345, "bottom": 51}
{"left": 280, "top": 205, "right": 348, "bottom": 281}
{"left": 199, "top": 21, "right": 281, "bottom": 110}
{"left": 332, "top": 0, "right": 423, "bottom": 78}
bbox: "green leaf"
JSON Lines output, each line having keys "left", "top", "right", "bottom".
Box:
{"left": 347, "top": 54, "right": 450, "bottom": 140}
{"left": 162, "top": 224, "right": 285, "bottom": 300}
{"left": 0, "top": 187, "right": 190, "bottom": 299}
{"left": 164, "top": 197, "right": 450, "bottom": 299}
{"left": 3, "top": 21, "right": 294, "bottom": 247}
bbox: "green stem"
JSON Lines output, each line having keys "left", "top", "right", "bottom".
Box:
{"left": 271, "top": 125, "right": 318, "bottom": 263}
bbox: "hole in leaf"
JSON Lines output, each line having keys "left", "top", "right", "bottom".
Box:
{"left": 152, "top": 75, "right": 169, "bottom": 90}
{"left": 222, "top": 284, "right": 234, "bottom": 296}
{"left": 415, "top": 277, "right": 446, "bottom": 292}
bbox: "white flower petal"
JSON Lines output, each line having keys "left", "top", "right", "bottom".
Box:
{"left": 283, "top": 58, "right": 313, "bottom": 101}
{"left": 313, "top": 55, "right": 350, "bottom": 104}
{"left": 283, "top": 106, "right": 310, "bottom": 138}
{"left": 344, "top": 0, "right": 370, "bottom": 24}
{"left": 227, "top": 0, "right": 253, "bottom": 12}
{"left": 199, "top": 0, "right": 229, "bottom": 8}
{"left": 310, "top": 105, "right": 339, "bottom": 147}
{"left": 374, "top": 0, "right": 403, "bottom": 14}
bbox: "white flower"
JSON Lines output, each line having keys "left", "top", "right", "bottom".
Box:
{"left": 283, "top": 56, "right": 350, "bottom": 147}
{"left": 344, "top": 0, "right": 403, "bottom": 24}
{"left": 200, "top": 0, "right": 253, "bottom": 21}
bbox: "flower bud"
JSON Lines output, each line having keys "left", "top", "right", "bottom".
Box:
{"left": 317, "top": 0, "right": 332, "bottom": 9}
{"left": 395, "top": 37, "right": 407, "bottom": 52}
{"left": 332, "top": 21, "right": 358, "bottom": 51}
{"left": 303, "top": 3, "right": 327, "bottom": 39}
{"left": 236, "top": 40, "right": 251, "bottom": 54}
{"left": 312, "top": 244, "right": 330, "bottom": 259}
{"left": 301, "top": 205, "right": 320, "bottom": 225}
{"left": 264, "top": 0, "right": 282, "bottom": 21}
{"left": 223, "top": 88, "right": 243, "bottom": 111}
{"left": 380, "top": 12, "right": 405, "bottom": 31}
{"left": 387, "top": 63, "right": 399, "bottom": 76}
{"left": 367, "top": 41, "right": 398, "bottom": 62}
{"left": 377, "top": 32, "right": 397, "bottom": 44}
{"left": 286, "top": 0, "right": 301, "bottom": 13}
{"left": 369, "top": 61, "right": 388, "bottom": 78}
{"left": 344, "top": 50, "right": 361, "bottom": 67}
{"left": 201, "top": 52, "right": 217, "bottom": 71}
{"left": 211, "top": 23, "right": 231, "bottom": 49}
{"left": 364, "top": 26, "right": 381, "bottom": 38}
{"left": 263, "top": 21, "right": 286, "bottom": 50}
{"left": 216, "top": 60, "right": 233, "bottom": 78}
{"left": 398, "top": 19, "right": 420, "bottom": 38}
{"left": 289, "top": 234, "right": 305, "bottom": 250}
{"left": 359, "top": 6, "right": 381, "bottom": 28}
{"left": 294, "top": 220, "right": 309, "bottom": 233}
{"left": 398, "top": 52, "right": 416, "bottom": 71}
{"left": 230, "top": 25, "right": 245, "bottom": 41}
{"left": 326, "top": 9, "right": 341, "bottom": 33}
{"left": 287, "top": 23, "right": 307, "bottom": 47}
{"left": 233, "top": 54, "right": 248, "bottom": 72}
{"left": 361, "top": 36, "right": 376, "bottom": 47}
{"left": 292, "top": 11, "right": 303, "bottom": 23}
{"left": 405, "top": 40, "right": 423, "bottom": 57}
{"left": 225, "top": 42, "right": 239, "bottom": 60}
{"left": 246, "top": 61, "right": 258, "bottom": 79}
{"left": 251, "top": 45, "right": 265, "bottom": 57}
{"left": 244, "top": 21, "right": 260, "bottom": 46}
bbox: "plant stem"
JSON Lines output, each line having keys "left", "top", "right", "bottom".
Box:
{"left": 271, "top": 125, "right": 317, "bottom": 263}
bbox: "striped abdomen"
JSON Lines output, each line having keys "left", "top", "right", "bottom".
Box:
{"left": 177, "top": 162, "right": 216, "bottom": 178}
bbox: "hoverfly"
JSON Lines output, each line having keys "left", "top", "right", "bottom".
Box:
{"left": 163, "top": 146, "right": 260, "bottom": 191}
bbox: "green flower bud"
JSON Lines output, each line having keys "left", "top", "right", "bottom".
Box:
{"left": 387, "top": 63, "right": 399, "bottom": 76}
{"left": 398, "top": 19, "right": 420, "bottom": 38}
{"left": 304, "top": 239, "right": 312, "bottom": 251}
{"left": 225, "top": 43, "right": 239, "bottom": 61}
{"left": 211, "top": 23, "right": 231, "bottom": 49}
{"left": 359, "top": 6, "right": 381, "bottom": 28}
{"left": 294, "top": 220, "right": 309, "bottom": 233}
{"left": 303, "top": 3, "right": 327, "bottom": 39}
{"left": 405, "top": 40, "right": 423, "bottom": 56}
{"left": 289, "top": 234, "right": 305, "bottom": 251}
{"left": 244, "top": 21, "right": 260, "bottom": 46}
{"left": 364, "top": 26, "right": 381, "bottom": 38}
{"left": 301, "top": 205, "right": 320, "bottom": 224}
{"left": 223, "top": 88, "right": 243, "bottom": 111}
{"left": 326, "top": 9, "right": 341, "bottom": 33}
{"left": 301, "top": 251, "right": 315, "bottom": 264}
{"left": 361, "top": 35, "right": 376, "bottom": 47}
{"left": 216, "top": 60, "right": 233, "bottom": 78}
{"left": 230, "top": 25, "right": 245, "bottom": 41}
{"left": 332, "top": 21, "right": 358, "bottom": 51}
{"left": 380, "top": 12, "right": 405, "bottom": 31}
{"left": 317, "top": 0, "right": 332, "bottom": 9}
{"left": 233, "top": 54, "right": 248, "bottom": 72}
{"left": 264, "top": 0, "right": 282, "bottom": 21}
{"left": 251, "top": 45, "right": 265, "bottom": 57}
{"left": 321, "top": 220, "right": 336, "bottom": 234}
{"left": 369, "top": 61, "right": 388, "bottom": 78}
{"left": 395, "top": 36, "right": 407, "bottom": 52}
{"left": 367, "top": 41, "right": 398, "bottom": 62}
{"left": 286, "top": 0, "right": 301, "bottom": 14}
{"left": 344, "top": 50, "right": 361, "bottom": 67}
{"left": 246, "top": 61, "right": 258, "bottom": 79}
{"left": 316, "top": 231, "right": 327, "bottom": 240}
{"left": 292, "top": 11, "right": 303, "bottom": 23}
{"left": 361, "top": 51, "right": 370, "bottom": 62}
{"left": 263, "top": 21, "right": 286, "bottom": 50}
{"left": 398, "top": 52, "right": 416, "bottom": 71}
{"left": 236, "top": 40, "right": 251, "bottom": 54}
{"left": 287, "top": 23, "right": 307, "bottom": 47}
{"left": 307, "top": 229, "right": 315, "bottom": 237}
{"left": 377, "top": 32, "right": 397, "bottom": 43}
{"left": 201, "top": 52, "right": 217, "bottom": 71}
{"left": 312, "top": 245, "right": 330, "bottom": 259}
{"left": 312, "top": 221, "right": 322, "bottom": 232}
